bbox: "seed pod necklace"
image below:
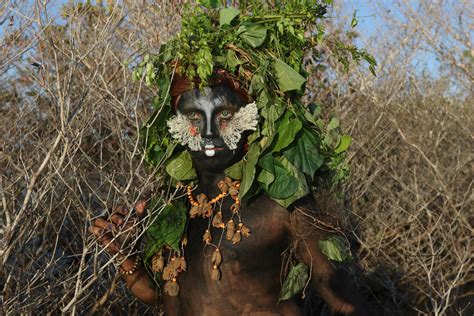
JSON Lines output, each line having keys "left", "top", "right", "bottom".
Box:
{"left": 186, "top": 177, "right": 251, "bottom": 283}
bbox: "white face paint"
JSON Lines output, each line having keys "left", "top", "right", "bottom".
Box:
{"left": 167, "top": 114, "right": 203, "bottom": 151}
{"left": 219, "top": 102, "right": 259, "bottom": 150}
{"left": 204, "top": 144, "right": 216, "bottom": 157}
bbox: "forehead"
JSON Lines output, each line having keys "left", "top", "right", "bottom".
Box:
{"left": 176, "top": 86, "right": 245, "bottom": 113}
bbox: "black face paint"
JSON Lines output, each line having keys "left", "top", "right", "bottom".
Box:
{"left": 176, "top": 86, "right": 248, "bottom": 173}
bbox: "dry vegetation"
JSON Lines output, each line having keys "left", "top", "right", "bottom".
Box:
{"left": 0, "top": 1, "right": 472, "bottom": 315}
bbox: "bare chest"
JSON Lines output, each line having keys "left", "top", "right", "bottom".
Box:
{"left": 176, "top": 195, "right": 294, "bottom": 314}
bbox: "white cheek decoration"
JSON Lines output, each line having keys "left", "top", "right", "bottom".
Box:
{"left": 167, "top": 114, "right": 203, "bottom": 151}
{"left": 220, "top": 102, "right": 259, "bottom": 150}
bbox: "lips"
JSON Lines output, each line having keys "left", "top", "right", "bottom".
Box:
{"left": 203, "top": 144, "right": 224, "bottom": 151}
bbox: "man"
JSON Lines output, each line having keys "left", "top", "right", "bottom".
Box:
{"left": 90, "top": 74, "right": 371, "bottom": 315}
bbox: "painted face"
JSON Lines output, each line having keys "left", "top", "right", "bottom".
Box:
{"left": 167, "top": 85, "right": 258, "bottom": 172}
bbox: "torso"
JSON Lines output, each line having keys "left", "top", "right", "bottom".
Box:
{"left": 165, "top": 194, "right": 303, "bottom": 316}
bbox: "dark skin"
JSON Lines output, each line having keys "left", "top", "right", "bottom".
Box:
{"left": 91, "top": 86, "right": 371, "bottom": 315}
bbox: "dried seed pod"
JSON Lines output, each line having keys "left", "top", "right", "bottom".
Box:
{"left": 230, "top": 203, "right": 240, "bottom": 214}
{"left": 202, "top": 203, "right": 213, "bottom": 217}
{"left": 211, "top": 248, "right": 222, "bottom": 266}
{"left": 212, "top": 211, "right": 223, "bottom": 228}
{"left": 164, "top": 279, "right": 179, "bottom": 296}
{"left": 151, "top": 253, "right": 165, "bottom": 272}
{"left": 197, "top": 193, "right": 208, "bottom": 204}
{"left": 211, "top": 265, "right": 221, "bottom": 281}
{"left": 224, "top": 177, "right": 233, "bottom": 186}
{"left": 179, "top": 257, "right": 187, "bottom": 271}
{"left": 189, "top": 205, "right": 200, "bottom": 218}
{"left": 226, "top": 220, "right": 235, "bottom": 240}
{"left": 203, "top": 229, "right": 212, "bottom": 244}
{"left": 217, "top": 180, "right": 229, "bottom": 193}
{"left": 169, "top": 257, "right": 180, "bottom": 270}
{"left": 241, "top": 225, "right": 251, "bottom": 237}
{"left": 162, "top": 265, "right": 173, "bottom": 281}
{"left": 228, "top": 186, "right": 239, "bottom": 197}
{"left": 232, "top": 230, "right": 242, "bottom": 244}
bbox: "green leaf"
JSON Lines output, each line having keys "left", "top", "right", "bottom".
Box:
{"left": 274, "top": 59, "right": 306, "bottom": 92}
{"left": 327, "top": 117, "right": 339, "bottom": 130}
{"left": 239, "top": 143, "right": 261, "bottom": 199}
{"left": 334, "top": 135, "right": 352, "bottom": 153}
{"left": 224, "top": 160, "right": 244, "bottom": 180}
{"left": 318, "top": 236, "right": 350, "bottom": 262}
{"left": 279, "top": 263, "right": 309, "bottom": 301}
{"left": 226, "top": 50, "right": 243, "bottom": 70}
{"left": 272, "top": 156, "right": 309, "bottom": 208}
{"left": 283, "top": 128, "right": 323, "bottom": 178}
{"left": 267, "top": 161, "right": 298, "bottom": 199}
{"left": 257, "top": 169, "right": 275, "bottom": 187}
{"left": 238, "top": 24, "right": 267, "bottom": 48}
{"left": 165, "top": 151, "right": 197, "bottom": 181}
{"left": 219, "top": 7, "right": 240, "bottom": 27}
{"left": 273, "top": 111, "right": 303, "bottom": 152}
{"left": 144, "top": 201, "right": 187, "bottom": 261}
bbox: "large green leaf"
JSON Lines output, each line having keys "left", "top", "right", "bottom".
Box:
{"left": 279, "top": 263, "right": 309, "bottom": 301}
{"left": 238, "top": 24, "right": 267, "bottom": 48}
{"left": 273, "top": 111, "right": 302, "bottom": 152}
{"left": 283, "top": 128, "right": 324, "bottom": 178}
{"left": 273, "top": 156, "right": 309, "bottom": 208}
{"left": 318, "top": 236, "right": 350, "bottom": 262}
{"left": 165, "top": 151, "right": 197, "bottom": 180}
{"left": 239, "top": 143, "right": 261, "bottom": 199}
{"left": 144, "top": 201, "right": 187, "bottom": 261}
{"left": 226, "top": 50, "right": 243, "bottom": 70}
{"left": 274, "top": 59, "right": 306, "bottom": 92}
{"left": 219, "top": 7, "right": 240, "bottom": 26}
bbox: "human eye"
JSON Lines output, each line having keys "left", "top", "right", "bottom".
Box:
{"left": 187, "top": 112, "right": 201, "bottom": 121}
{"left": 218, "top": 110, "right": 233, "bottom": 120}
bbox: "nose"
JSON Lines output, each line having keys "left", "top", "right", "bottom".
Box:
{"left": 202, "top": 116, "right": 218, "bottom": 140}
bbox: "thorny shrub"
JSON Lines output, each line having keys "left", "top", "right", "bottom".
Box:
{"left": 0, "top": 1, "right": 472, "bottom": 315}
